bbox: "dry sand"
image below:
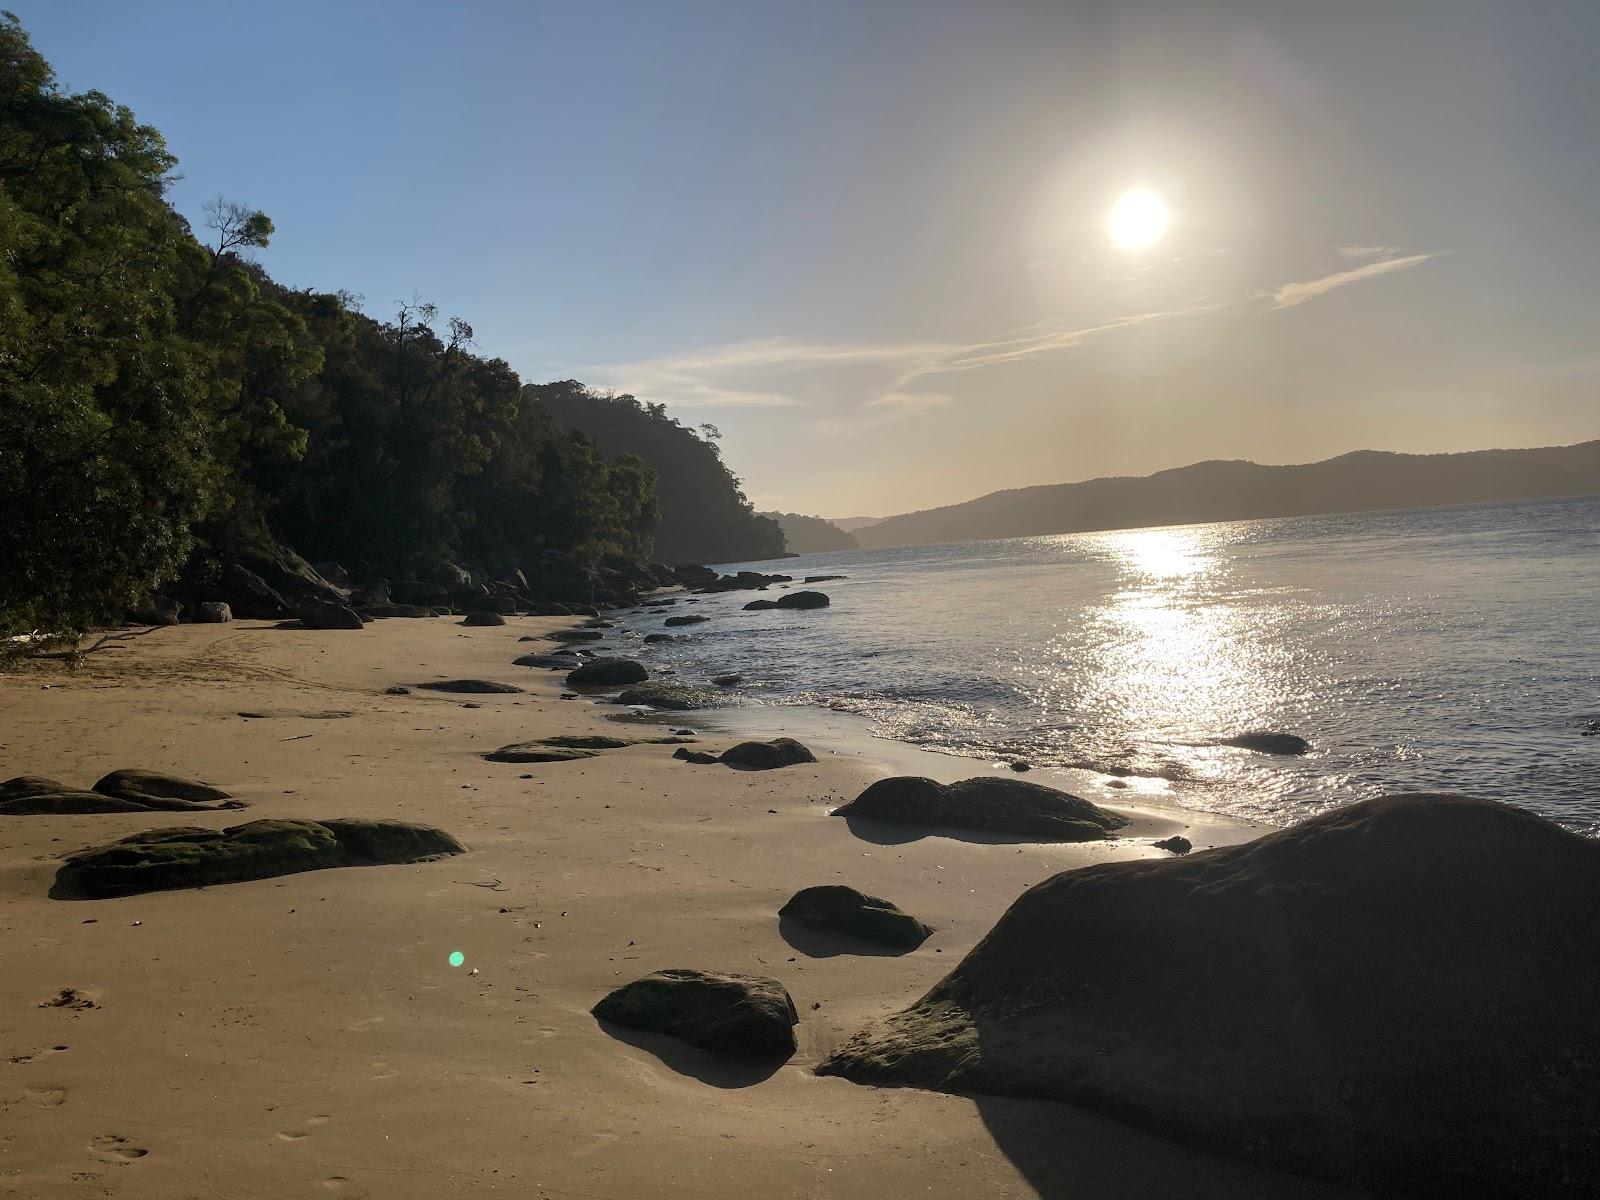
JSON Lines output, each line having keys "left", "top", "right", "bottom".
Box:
{"left": 0, "top": 618, "right": 1359, "bottom": 1199}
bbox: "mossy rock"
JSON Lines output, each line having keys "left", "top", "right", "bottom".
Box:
{"left": 94, "top": 768, "right": 232, "bottom": 805}
{"left": 55, "top": 818, "right": 465, "bottom": 898}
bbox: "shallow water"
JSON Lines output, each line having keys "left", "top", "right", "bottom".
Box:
{"left": 615, "top": 497, "right": 1600, "bottom": 831}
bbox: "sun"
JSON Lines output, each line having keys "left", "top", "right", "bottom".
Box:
{"left": 1108, "top": 188, "right": 1168, "bottom": 250}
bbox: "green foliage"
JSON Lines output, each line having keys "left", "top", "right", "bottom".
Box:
{"left": 532, "top": 383, "right": 785, "bottom": 563}
{"left": 0, "top": 14, "right": 665, "bottom": 635}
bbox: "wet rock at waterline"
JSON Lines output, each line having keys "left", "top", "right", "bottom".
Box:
{"left": 719, "top": 738, "right": 816, "bottom": 770}
{"left": 416, "top": 679, "right": 523, "bottom": 694}
{"left": 835, "top": 776, "right": 1127, "bottom": 841}
{"left": 1219, "top": 731, "right": 1311, "bottom": 756}
{"left": 1153, "top": 835, "right": 1193, "bottom": 855}
{"left": 817, "top": 795, "right": 1600, "bottom": 1198}
{"left": 54, "top": 818, "right": 465, "bottom": 898}
{"left": 550, "top": 629, "right": 606, "bottom": 643}
{"left": 780, "top": 885, "right": 932, "bottom": 950}
{"left": 593, "top": 969, "right": 798, "bottom": 1059}
{"left": 565, "top": 659, "right": 649, "bottom": 687}
{"left": 642, "top": 633, "right": 675, "bottom": 644}
{"left": 712, "top": 673, "right": 743, "bottom": 687}
{"left": 743, "top": 590, "right": 830, "bottom": 611}
{"left": 615, "top": 682, "right": 728, "bottom": 710}
{"left": 663, "top": 614, "right": 709, "bottom": 627}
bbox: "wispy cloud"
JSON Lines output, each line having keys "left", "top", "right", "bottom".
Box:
{"left": 865, "top": 391, "right": 953, "bottom": 411}
{"left": 1272, "top": 252, "right": 1437, "bottom": 309}
{"left": 1338, "top": 244, "right": 1402, "bottom": 260}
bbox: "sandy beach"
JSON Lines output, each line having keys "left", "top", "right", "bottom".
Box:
{"left": 0, "top": 616, "right": 1358, "bottom": 1200}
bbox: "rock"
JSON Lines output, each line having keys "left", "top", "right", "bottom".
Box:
{"left": 711, "top": 673, "right": 743, "bottom": 687}
{"left": 360, "top": 602, "right": 435, "bottom": 618}
{"left": 592, "top": 969, "right": 798, "bottom": 1059}
{"left": 461, "top": 610, "right": 506, "bottom": 627}
{"left": 1, "top": 776, "right": 168, "bottom": 816}
{"left": 526, "top": 601, "right": 573, "bottom": 616}
{"left": 1220, "top": 731, "right": 1311, "bottom": 756}
{"left": 237, "top": 709, "right": 352, "bottom": 720}
{"left": 220, "top": 564, "right": 288, "bottom": 619}
{"left": 514, "top": 652, "right": 583, "bottom": 669}
{"left": 774, "top": 590, "right": 829, "bottom": 609}
{"left": 615, "top": 682, "right": 728, "bottom": 710}
{"left": 311, "top": 561, "right": 351, "bottom": 587}
{"left": 643, "top": 633, "right": 675, "bottom": 644}
{"left": 804, "top": 575, "right": 847, "bottom": 583}
{"left": 483, "top": 744, "right": 599, "bottom": 764}
{"left": 663, "top": 615, "right": 709, "bottom": 627}
{"left": 297, "top": 601, "right": 365, "bottom": 630}
{"left": 1153, "top": 835, "right": 1192, "bottom": 855}
{"left": 719, "top": 738, "right": 817, "bottom": 770}
{"left": 385, "top": 686, "right": 411, "bottom": 695}
{"left": 55, "top": 818, "right": 465, "bottom": 899}
{"left": 351, "top": 578, "right": 391, "bottom": 606}
{"left": 817, "top": 795, "right": 1600, "bottom": 1198}
{"left": 1008, "top": 761, "right": 1030, "bottom": 772}
{"left": 780, "top": 885, "right": 933, "bottom": 950}
{"left": 742, "top": 599, "right": 777, "bottom": 611}
{"left": 566, "top": 659, "right": 649, "bottom": 688}
{"left": 583, "top": 619, "right": 615, "bottom": 629}
{"left": 417, "top": 680, "right": 523, "bottom": 694}
{"left": 129, "top": 596, "right": 182, "bottom": 625}
{"left": 539, "top": 735, "right": 634, "bottom": 749}
{"left": 672, "top": 747, "right": 720, "bottom": 764}
{"left": 835, "top": 776, "right": 1127, "bottom": 841}
{"left": 195, "top": 601, "right": 232, "bottom": 623}
{"left": 551, "top": 629, "right": 606, "bottom": 643}
{"left": 93, "top": 769, "right": 234, "bottom": 807}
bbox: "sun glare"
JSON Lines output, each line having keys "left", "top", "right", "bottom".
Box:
{"left": 1108, "top": 188, "right": 1168, "bottom": 250}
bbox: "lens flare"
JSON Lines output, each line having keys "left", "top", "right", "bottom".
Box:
{"left": 448, "top": 950, "right": 465, "bottom": 968}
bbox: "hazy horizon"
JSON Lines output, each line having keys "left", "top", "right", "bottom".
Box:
{"left": 17, "top": 0, "right": 1600, "bottom": 516}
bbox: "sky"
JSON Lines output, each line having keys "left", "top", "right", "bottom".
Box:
{"left": 13, "top": 0, "right": 1600, "bottom": 518}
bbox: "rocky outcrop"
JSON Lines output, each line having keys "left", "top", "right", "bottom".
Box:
{"left": 744, "top": 590, "right": 830, "bottom": 612}
{"left": 718, "top": 738, "right": 816, "bottom": 770}
{"left": 297, "top": 600, "right": 365, "bottom": 630}
{"left": 780, "top": 885, "right": 932, "bottom": 950}
{"left": 195, "top": 601, "right": 232, "bottom": 623}
{"left": 593, "top": 969, "right": 798, "bottom": 1059}
{"left": 1220, "top": 731, "right": 1311, "bottom": 755}
{"left": 566, "top": 659, "right": 649, "bottom": 688}
{"left": 835, "top": 776, "right": 1127, "bottom": 841}
{"left": 54, "top": 818, "right": 465, "bottom": 898}
{"left": 615, "top": 682, "right": 728, "bottom": 710}
{"left": 817, "top": 795, "right": 1600, "bottom": 1198}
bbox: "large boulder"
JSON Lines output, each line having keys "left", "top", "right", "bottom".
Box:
{"left": 550, "top": 628, "right": 606, "bottom": 643}
{"left": 1221, "top": 731, "right": 1312, "bottom": 755}
{"left": 836, "top": 776, "right": 1127, "bottom": 841}
{"left": 719, "top": 738, "right": 816, "bottom": 770}
{"left": 461, "top": 610, "right": 506, "bottom": 627}
{"left": 780, "top": 885, "right": 932, "bottom": 950}
{"left": 221, "top": 565, "right": 288, "bottom": 619}
{"left": 615, "top": 682, "right": 728, "bottom": 711}
{"left": 195, "top": 601, "right": 232, "bottom": 623}
{"left": 593, "top": 969, "right": 798, "bottom": 1059}
{"left": 94, "top": 769, "right": 233, "bottom": 807}
{"left": 3, "top": 772, "right": 243, "bottom": 815}
{"left": 817, "top": 795, "right": 1600, "bottom": 1198}
{"left": 297, "top": 601, "right": 365, "bottom": 630}
{"left": 0, "top": 776, "right": 158, "bottom": 816}
{"left": 774, "top": 590, "right": 829, "bottom": 609}
{"left": 663, "top": 614, "right": 709, "bottom": 627}
{"left": 54, "top": 818, "right": 465, "bottom": 898}
{"left": 566, "top": 659, "right": 649, "bottom": 688}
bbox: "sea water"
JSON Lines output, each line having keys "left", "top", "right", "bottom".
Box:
{"left": 613, "top": 497, "right": 1600, "bottom": 832}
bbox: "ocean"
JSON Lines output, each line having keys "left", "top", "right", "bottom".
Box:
{"left": 612, "top": 496, "right": 1600, "bottom": 832}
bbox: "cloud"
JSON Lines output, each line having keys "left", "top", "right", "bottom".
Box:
{"left": 1271, "top": 252, "right": 1437, "bottom": 309}
{"left": 865, "top": 391, "right": 953, "bottom": 411}
{"left": 1338, "top": 244, "right": 1402, "bottom": 260}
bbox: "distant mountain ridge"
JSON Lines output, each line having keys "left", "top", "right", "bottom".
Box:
{"left": 761, "top": 512, "right": 860, "bottom": 554}
{"left": 855, "top": 441, "right": 1600, "bottom": 550}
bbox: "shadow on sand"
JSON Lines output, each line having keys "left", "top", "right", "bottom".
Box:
{"left": 836, "top": 811, "right": 1058, "bottom": 847}
{"left": 777, "top": 914, "right": 919, "bottom": 959}
{"left": 594, "top": 1020, "right": 788, "bottom": 1089}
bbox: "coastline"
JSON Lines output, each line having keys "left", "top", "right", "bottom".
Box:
{"left": 0, "top": 616, "right": 1350, "bottom": 1199}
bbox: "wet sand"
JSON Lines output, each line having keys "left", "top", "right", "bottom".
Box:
{"left": 0, "top": 618, "right": 1358, "bottom": 1199}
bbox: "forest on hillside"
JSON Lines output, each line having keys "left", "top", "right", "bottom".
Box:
{"left": 0, "top": 15, "right": 778, "bottom": 637}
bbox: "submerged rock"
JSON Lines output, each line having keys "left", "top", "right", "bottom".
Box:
{"left": 663, "top": 614, "right": 709, "bottom": 627}
{"left": 55, "top": 818, "right": 465, "bottom": 898}
{"left": 742, "top": 599, "right": 777, "bottom": 611}
{"left": 417, "top": 679, "right": 523, "bottom": 694}
{"left": 774, "top": 590, "right": 829, "bottom": 609}
{"left": 719, "top": 738, "right": 817, "bottom": 770}
{"left": 566, "top": 659, "right": 649, "bottom": 688}
{"left": 615, "top": 681, "right": 727, "bottom": 710}
{"left": 461, "top": 610, "right": 505, "bottom": 627}
{"left": 593, "top": 968, "right": 798, "bottom": 1059}
{"left": 835, "top": 776, "right": 1127, "bottom": 841}
{"left": 711, "top": 673, "right": 743, "bottom": 687}
{"left": 817, "top": 794, "right": 1600, "bottom": 1198}
{"left": 803, "top": 575, "right": 847, "bottom": 583}
{"left": 780, "top": 885, "right": 932, "bottom": 950}
{"left": 642, "top": 633, "right": 675, "bottom": 644}
{"left": 1220, "top": 731, "right": 1311, "bottom": 755}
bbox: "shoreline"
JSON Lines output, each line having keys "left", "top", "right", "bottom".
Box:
{"left": 0, "top": 616, "right": 1349, "bottom": 1199}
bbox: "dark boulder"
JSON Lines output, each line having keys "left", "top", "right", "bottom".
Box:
{"left": 551, "top": 628, "right": 606, "bottom": 643}
{"left": 774, "top": 590, "right": 829, "bottom": 610}
{"left": 417, "top": 680, "right": 523, "bottom": 694}
{"left": 312, "top": 561, "right": 351, "bottom": 588}
{"left": 1220, "top": 731, "right": 1311, "bottom": 756}
{"left": 673, "top": 747, "right": 720, "bottom": 764}
{"left": 128, "top": 596, "right": 182, "bottom": 625}
{"left": 743, "top": 599, "right": 777, "bottom": 611}
{"left": 817, "top": 795, "right": 1600, "bottom": 1198}
{"left": 526, "top": 601, "right": 573, "bottom": 616}
{"left": 1153, "top": 835, "right": 1192, "bottom": 855}
{"left": 195, "top": 601, "right": 232, "bottom": 623}
{"left": 719, "top": 738, "right": 816, "bottom": 770}
{"left": 220, "top": 564, "right": 289, "bottom": 619}
{"left": 298, "top": 601, "right": 365, "bottom": 630}
{"left": 93, "top": 769, "right": 233, "bottom": 807}
{"left": 514, "top": 652, "right": 582, "bottom": 669}
{"left": 55, "top": 818, "right": 465, "bottom": 898}
{"left": 461, "top": 610, "right": 506, "bottom": 627}
{"left": 712, "top": 673, "right": 743, "bottom": 687}
{"left": 1008, "top": 760, "right": 1030, "bottom": 772}
{"left": 484, "top": 744, "right": 599, "bottom": 763}
{"left": 804, "top": 575, "right": 847, "bottom": 583}
{"left": 566, "top": 659, "right": 649, "bottom": 688}
{"left": 663, "top": 615, "right": 709, "bottom": 627}
{"left": 835, "top": 776, "right": 1127, "bottom": 841}
{"left": 643, "top": 633, "right": 675, "bottom": 644}
{"left": 780, "top": 885, "right": 932, "bottom": 950}
{"left": 1, "top": 775, "right": 199, "bottom": 816}
{"left": 616, "top": 682, "right": 728, "bottom": 711}
{"left": 592, "top": 968, "right": 798, "bottom": 1059}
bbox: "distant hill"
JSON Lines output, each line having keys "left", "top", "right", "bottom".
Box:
{"left": 761, "top": 512, "right": 860, "bottom": 554}
{"left": 831, "top": 515, "right": 885, "bottom": 532}
{"left": 856, "top": 441, "right": 1600, "bottom": 550}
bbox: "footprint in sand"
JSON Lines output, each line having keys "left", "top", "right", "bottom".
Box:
{"left": 90, "top": 1134, "right": 148, "bottom": 1161}
{"left": 321, "top": 1177, "right": 371, "bottom": 1197}
{"left": 27, "top": 1085, "right": 66, "bottom": 1107}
